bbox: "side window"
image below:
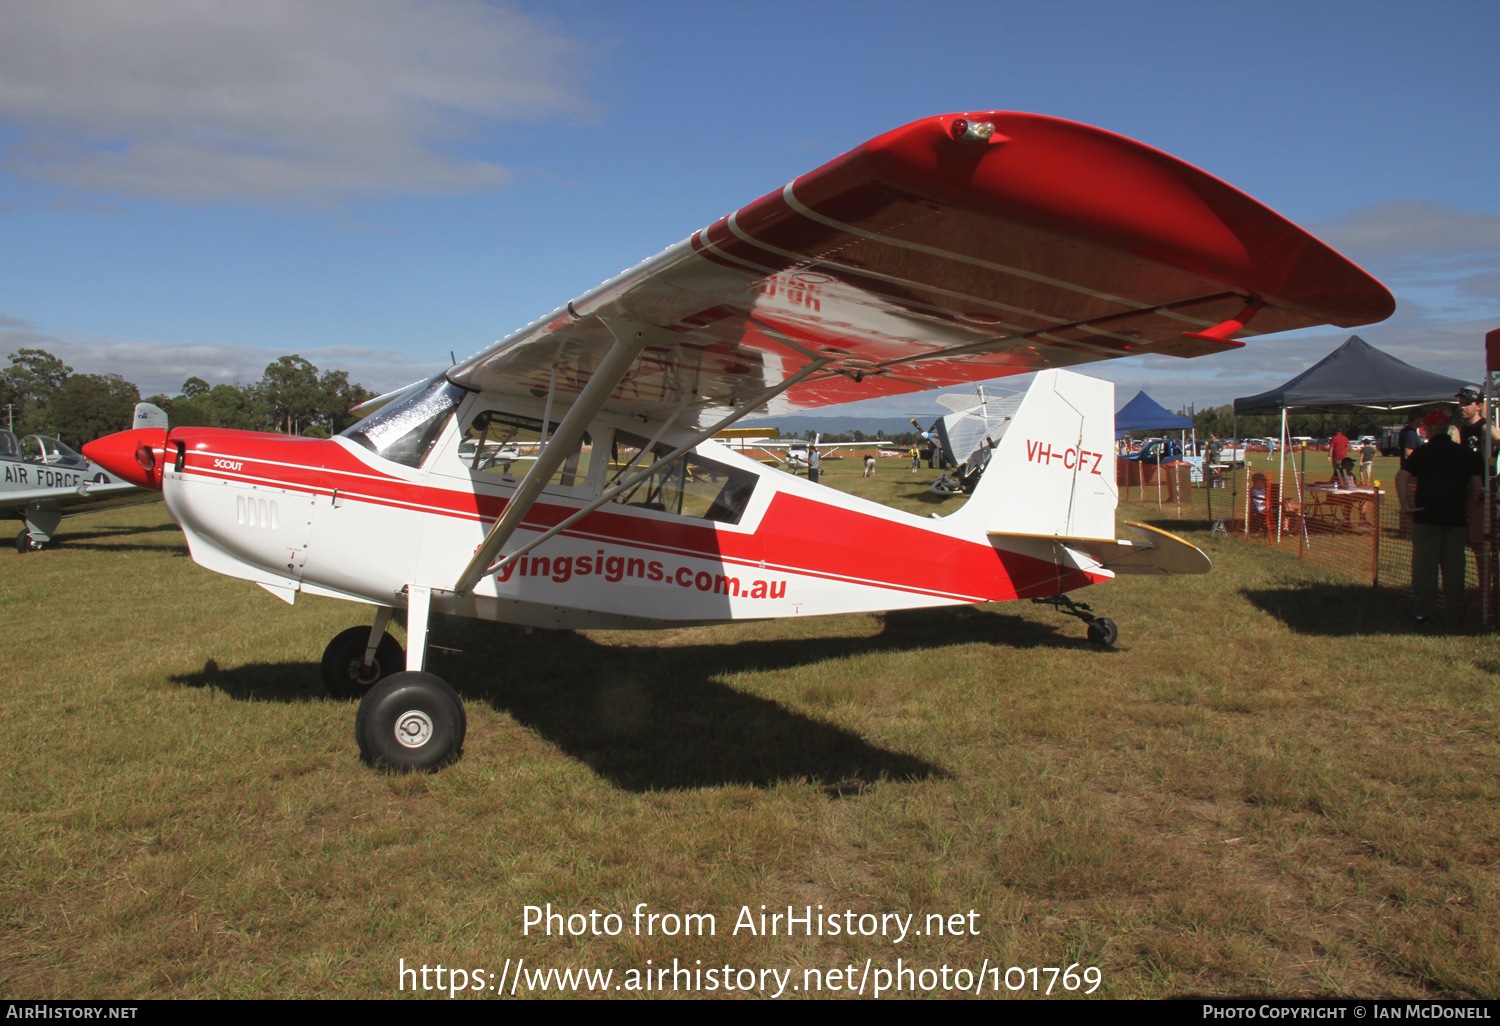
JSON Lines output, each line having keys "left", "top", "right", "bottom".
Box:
{"left": 459, "top": 410, "right": 593, "bottom": 490}
{"left": 609, "top": 431, "right": 757, "bottom": 524}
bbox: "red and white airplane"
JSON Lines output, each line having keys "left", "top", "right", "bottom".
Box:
{"left": 84, "top": 112, "right": 1393, "bottom": 771}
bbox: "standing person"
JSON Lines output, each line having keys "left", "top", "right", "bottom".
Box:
{"left": 1455, "top": 385, "right": 1500, "bottom": 459}
{"left": 910, "top": 446, "right": 919, "bottom": 472}
{"left": 863, "top": 452, "right": 875, "bottom": 477}
{"left": 1396, "top": 409, "right": 1483, "bottom": 624}
{"left": 806, "top": 445, "right": 821, "bottom": 484}
{"left": 1359, "top": 437, "right": 1377, "bottom": 485}
{"left": 1329, "top": 428, "right": 1349, "bottom": 482}
{"left": 1398, "top": 410, "right": 1425, "bottom": 462}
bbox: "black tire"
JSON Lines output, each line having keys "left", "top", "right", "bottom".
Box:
{"left": 14, "top": 530, "right": 37, "bottom": 554}
{"left": 321, "top": 626, "right": 405, "bottom": 700}
{"left": 355, "top": 672, "right": 466, "bottom": 772}
{"left": 1086, "top": 618, "right": 1119, "bottom": 647}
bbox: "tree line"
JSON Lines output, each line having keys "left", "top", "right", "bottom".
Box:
{"left": 1187, "top": 404, "right": 1418, "bottom": 440}
{"left": 0, "top": 349, "right": 376, "bottom": 450}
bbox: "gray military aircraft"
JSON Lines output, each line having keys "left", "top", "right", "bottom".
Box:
{"left": 3, "top": 403, "right": 166, "bottom": 552}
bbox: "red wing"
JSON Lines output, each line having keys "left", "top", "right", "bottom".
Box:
{"left": 452, "top": 112, "right": 1392, "bottom": 426}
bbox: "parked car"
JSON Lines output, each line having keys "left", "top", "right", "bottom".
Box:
{"left": 1123, "top": 438, "right": 1183, "bottom": 464}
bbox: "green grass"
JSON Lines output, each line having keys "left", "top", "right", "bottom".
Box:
{"left": 1, "top": 463, "right": 1497, "bottom": 999}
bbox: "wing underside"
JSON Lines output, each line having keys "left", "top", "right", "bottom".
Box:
{"left": 452, "top": 112, "right": 1393, "bottom": 429}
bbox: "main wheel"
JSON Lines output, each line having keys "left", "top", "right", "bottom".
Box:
{"left": 321, "top": 626, "right": 405, "bottom": 700}
{"left": 355, "top": 672, "right": 466, "bottom": 772}
{"left": 1086, "top": 618, "right": 1119, "bottom": 647}
{"left": 14, "top": 529, "right": 38, "bottom": 554}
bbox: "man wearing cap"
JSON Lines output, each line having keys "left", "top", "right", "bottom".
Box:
{"left": 1455, "top": 385, "right": 1500, "bottom": 458}
{"left": 1396, "top": 409, "right": 1483, "bottom": 623}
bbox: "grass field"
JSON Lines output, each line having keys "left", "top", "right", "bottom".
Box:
{"left": 2, "top": 458, "right": 1497, "bottom": 999}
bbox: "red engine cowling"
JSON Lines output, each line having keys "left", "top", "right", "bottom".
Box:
{"left": 83, "top": 427, "right": 172, "bottom": 489}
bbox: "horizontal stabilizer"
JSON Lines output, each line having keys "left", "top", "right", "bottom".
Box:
{"left": 1068, "top": 521, "right": 1211, "bottom": 576}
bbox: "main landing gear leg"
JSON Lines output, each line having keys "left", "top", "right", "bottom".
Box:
{"left": 1032, "top": 594, "right": 1119, "bottom": 647}
{"left": 16, "top": 507, "right": 61, "bottom": 552}
{"left": 354, "top": 585, "right": 466, "bottom": 772}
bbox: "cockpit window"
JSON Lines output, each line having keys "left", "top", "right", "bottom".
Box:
{"left": 0, "top": 430, "right": 17, "bottom": 461}
{"left": 340, "top": 374, "right": 468, "bottom": 468}
{"left": 609, "top": 431, "right": 758, "bottom": 524}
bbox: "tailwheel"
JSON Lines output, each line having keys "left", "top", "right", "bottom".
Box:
{"left": 1086, "top": 617, "right": 1119, "bottom": 647}
{"left": 14, "top": 529, "right": 39, "bottom": 554}
{"left": 355, "top": 671, "right": 466, "bottom": 772}
{"left": 321, "top": 626, "right": 405, "bottom": 700}
{"left": 1032, "top": 595, "right": 1119, "bottom": 647}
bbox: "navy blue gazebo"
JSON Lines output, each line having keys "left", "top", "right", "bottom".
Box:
{"left": 1116, "top": 391, "right": 1192, "bottom": 434}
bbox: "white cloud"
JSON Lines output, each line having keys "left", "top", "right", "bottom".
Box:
{"left": 0, "top": 326, "right": 444, "bottom": 396}
{"left": 0, "top": 0, "right": 595, "bottom": 203}
{"left": 1309, "top": 201, "right": 1500, "bottom": 259}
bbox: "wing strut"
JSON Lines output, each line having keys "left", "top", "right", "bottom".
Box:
{"left": 452, "top": 314, "right": 655, "bottom": 596}
{"left": 474, "top": 356, "right": 832, "bottom": 587}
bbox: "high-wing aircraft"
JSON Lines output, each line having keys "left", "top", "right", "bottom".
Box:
{"left": 923, "top": 387, "right": 1020, "bottom": 495}
{"left": 83, "top": 112, "right": 1393, "bottom": 772}
{"left": 4, "top": 403, "right": 167, "bottom": 552}
{"left": 743, "top": 434, "right": 859, "bottom": 467}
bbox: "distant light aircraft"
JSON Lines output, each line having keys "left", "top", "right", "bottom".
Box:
{"left": 84, "top": 112, "right": 1393, "bottom": 771}
{"left": 924, "top": 386, "right": 1018, "bottom": 496}
{"left": 4, "top": 403, "right": 166, "bottom": 552}
{"left": 746, "top": 434, "right": 858, "bottom": 467}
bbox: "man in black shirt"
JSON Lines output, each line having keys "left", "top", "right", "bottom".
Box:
{"left": 1396, "top": 409, "right": 1483, "bottom": 623}
{"left": 1455, "top": 385, "right": 1499, "bottom": 461}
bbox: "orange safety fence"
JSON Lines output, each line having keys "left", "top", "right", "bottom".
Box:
{"left": 1117, "top": 459, "right": 1498, "bottom": 625}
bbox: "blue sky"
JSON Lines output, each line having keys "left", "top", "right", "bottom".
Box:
{"left": 2, "top": 0, "right": 1497, "bottom": 418}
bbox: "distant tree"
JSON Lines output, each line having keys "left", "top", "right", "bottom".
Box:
{"left": 253, "top": 356, "right": 373, "bottom": 435}
{"left": 316, "top": 368, "right": 375, "bottom": 434}
{"left": 1, "top": 349, "right": 73, "bottom": 434}
{"left": 181, "top": 376, "right": 211, "bottom": 399}
{"left": 47, "top": 373, "right": 140, "bottom": 448}
{"left": 170, "top": 381, "right": 268, "bottom": 430}
{"left": 259, "top": 355, "right": 323, "bottom": 434}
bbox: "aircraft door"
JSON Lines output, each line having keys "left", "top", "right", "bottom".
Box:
{"left": 415, "top": 401, "right": 605, "bottom": 590}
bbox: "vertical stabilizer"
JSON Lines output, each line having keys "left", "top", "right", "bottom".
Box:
{"left": 133, "top": 403, "right": 169, "bottom": 430}
{"left": 953, "top": 369, "right": 1117, "bottom": 541}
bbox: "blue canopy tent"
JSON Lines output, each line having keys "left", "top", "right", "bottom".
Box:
{"left": 1116, "top": 391, "right": 1195, "bottom": 473}
{"left": 1116, "top": 391, "right": 1193, "bottom": 434}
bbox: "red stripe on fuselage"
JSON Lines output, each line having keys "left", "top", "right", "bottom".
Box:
{"left": 174, "top": 431, "right": 1093, "bottom": 602}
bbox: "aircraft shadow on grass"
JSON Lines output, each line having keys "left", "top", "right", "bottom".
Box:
{"left": 170, "top": 604, "right": 1089, "bottom": 792}
{"left": 48, "top": 522, "right": 188, "bottom": 554}
{"left": 1241, "top": 581, "right": 1478, "bottom": 637}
